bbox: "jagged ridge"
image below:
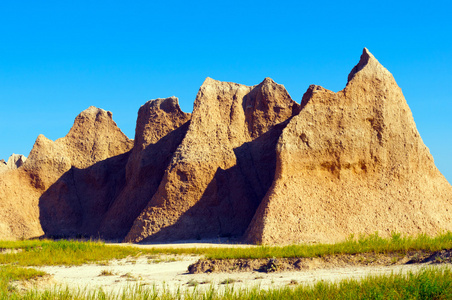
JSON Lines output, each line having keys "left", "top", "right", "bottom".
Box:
{"left": 0, "top": 48, "right": 451, "bottom": 245}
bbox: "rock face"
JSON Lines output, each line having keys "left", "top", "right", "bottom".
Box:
{"left": 35, "top": 107, "right": 134, "bottom": 237}
{"left": 98, "top": 97, "right": 191, "bottom": 239}
{"left": 7, "top": 154, "right": 27, "bottom": 170}
{"left": 0, "top": 107, "right": 133, "bottom": 240}
{"left": 1, "top": 48, "right": 451, "bottom": 244}
{"left": 243, "top": 48, "right": 452, "bottom": 244}
{"left": 124, "top": 78, "right": 300, "bottom": 243}
{"left": 0, "top": 168, "right": 44, "bottom": 240}
{"left": 0, "top": 159, "right": 7, "bottom": 173}
{"left": 0, "top": 154, "right": 27, "bottom": 174}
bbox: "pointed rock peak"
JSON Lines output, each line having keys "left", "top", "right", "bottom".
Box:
{"left": 142, "top": 96, "right": 183, "bottom": 114}
{"left": 134, "top": 97, "right": 191, "bottom": 147}
{"left": 300, "top": 84, "right": 328, "bottom": 108}
{"left": 200, "top": 77, "right": 248, "bottom": 90}
{"left": 78, "top": 106, "right": 113, "bottom": 120}
{"left": 201, "top": 77, "right": 220, "bottom": 86}
{"left": 35, "top": 134, "right": 53, "bottom": 144}
{"left": 259, "top": 77, "right": 276, "bottom": 85}
{"left": 347, "top": 48, "right": 383, "bottom": 84}
{"left": 6, "top": 153, "right": 27, "bottom": 169}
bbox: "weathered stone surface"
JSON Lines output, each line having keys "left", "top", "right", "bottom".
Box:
{"left": 0, "top": 159, "right": 7, "bottom": 174}
{"left": 0, "top": 107, "right": 133, "bottom": 240}
{"left": 6, "top": 154, "right": 26, "bottom": 170}
{"left": 35, "top": 107, "right": 134, "bottom": 237}
{"left": 0, "top": 169, "right": 44, "bottom": 240}
{"left": 1, "top": 48, "right": 451, "bottom": 244}
{"left": 244, "top": 48, "right": 452, "bottom": 245}
{"left": 98, "top": 97, "right": 191, "bottom": 239}
{"left": 125, "top": 77, "right": 300, "bottom": 243}
{"left": 0, "top": 154, "right": 27, "bottom": 174}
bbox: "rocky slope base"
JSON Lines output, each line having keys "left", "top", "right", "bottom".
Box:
{"left": 0, "top": 48, "right": 451, "bottom": 244}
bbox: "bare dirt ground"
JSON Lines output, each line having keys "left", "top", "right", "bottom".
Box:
{"left": 15, "top": 243, "right": 452, "bottom": 294}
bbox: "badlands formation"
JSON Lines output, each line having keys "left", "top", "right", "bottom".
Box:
{"left": 0, "top": 48, "right": 451, "bottom": 244}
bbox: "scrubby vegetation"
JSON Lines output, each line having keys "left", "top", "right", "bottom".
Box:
{"left": 1, "top": 232, "right": 452, "bottom": 299}
{"left": 1, "top": 267, "right": 452, "bottom": 299}
{"left": 2, "top": 231, "right": 452, "bottom": 266}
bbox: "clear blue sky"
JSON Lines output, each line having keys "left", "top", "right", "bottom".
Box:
{"left": 1, "top": 1, "right": 451, "bottom": 183}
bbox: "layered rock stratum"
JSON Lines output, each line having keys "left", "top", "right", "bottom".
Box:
{"left": 0, "top": 48, "right": 451, "bottom": 244}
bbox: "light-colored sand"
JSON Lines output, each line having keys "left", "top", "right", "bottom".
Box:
{"left": 107, "top": 239, "right": 257, "bottom": 249}
{"left": 34, "top": 254, "right": 449, "bottom": 294}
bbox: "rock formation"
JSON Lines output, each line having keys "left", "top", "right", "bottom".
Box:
{"left": 34, "top": 107, "right": 134, "bottom": 237}
{"left": 0, "top": 107, "right": 133, "bottom": 240}
{"left": 243, "top": 48, "right": 452, "bottom": 244}
{"left": 0, "top": 159, "right": 6, "bottom": 173}
{"left": 124, "top": 78, "right": 300, "bottom": 243}
{"left": 1, "top": 48, "right": 451, "bottom": 244}
{"left": 0, "top": 168, "right": 44, "bottom": 240}
{"left": 0, "top": 154, "right": 27, "bottom": 174}
{"left": 98, "top": 97, "right": 191, "bottom": 239}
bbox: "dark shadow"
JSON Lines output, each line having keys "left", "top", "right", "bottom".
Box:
{"left": 137, "top": 119, "right": 291, "bottom": 243}
{"left": 98, "top": 121, "right": 190, "bottom": 239}
{"left": 39, "top": 121, "right": 190, "bottom": 240}
{"left": 39, "top": 151, "right": 130, "bottom": 239}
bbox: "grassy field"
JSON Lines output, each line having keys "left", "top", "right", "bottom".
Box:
{"left": 1, "top": 232, "right": 452, "bottom": 299}
{"left": 1, "top": 267, "right": 452, "bottom": 299}
{"left": 2, "top": 231, "right": 452, "bottom": 266}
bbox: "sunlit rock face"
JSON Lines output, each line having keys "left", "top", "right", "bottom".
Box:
{"left": 244, "top": 48, "right": 452, "bottom": 245}
{"left": 1, "top": 48, "right": 451, "bottom": 245}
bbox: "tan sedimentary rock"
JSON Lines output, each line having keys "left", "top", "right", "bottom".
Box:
{"left": 98, "top": 97, "right": 191, "bottom": 239}
{"left": 244, "top": 48, "right": 452, "bottom": 245}
{"left": 0, "top": 159, "right": 7, "bottom": 174}
{"left": 0, "top": 154, "right": 27, "bottom": 174}
{"left": 6, "top": 154, "right": 27, "bottom": 170}
{"left": 0, "top": 107, "right": 133, "bottom": 240}
{"left": 1, "top": 48, "right": 450, "bottom": 244}
{"left": 0, "top": 169, "right": 44, "bottom": 240}
{"left": 35, "top": 107, "right": 134, "bottom": 237}
{"left": 24, "top": 106, "right": 133, "bottom": 190}
{"left": 124, "top": 78, "right": 300, "bottom": 243}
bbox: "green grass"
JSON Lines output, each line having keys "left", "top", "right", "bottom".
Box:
{"left": 0, "top": 266, "right": 46, "bottom": 296}
{"left": 201, "top": 231, "right": 452, "bottom": 260}
{"left": 1, "top": 233, "right": 452, "bottom": 299}
{"left": 1, "top": 231, "right": 452, "bottom": 267}
{"left": 0, "top": 239, "right": 155, "bottom": 266}
{"left": 1, "top": 267, "right": 452, "bottom": 299}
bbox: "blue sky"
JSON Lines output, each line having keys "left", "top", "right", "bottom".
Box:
{"left": 0, "top": 1, "right": 451, "bottom": 182}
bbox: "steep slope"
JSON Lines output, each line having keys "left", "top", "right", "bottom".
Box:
{"left": 0, "top": 160, "right": 6, "bottom": 173}
{"left": 0, "top": 168, "right": 43, "bottom": 240}
{"left": 98, "top": 97, "right": 191, "bottom": 239}
{"left": 125, "top": 77, "right": 300, "bottom": 242}
{"left": 0, "top": 107, "right": 133, "bottom": 239}
{"left": 244, "top": 48, "right": 452, "bottom": 244}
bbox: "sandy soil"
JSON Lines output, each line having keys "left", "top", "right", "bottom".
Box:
{"left": 9, "top": 242, "right": 451, "bottom": 294}
{"left": 27, "top": 251, "right": 450, "bottom": 294}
